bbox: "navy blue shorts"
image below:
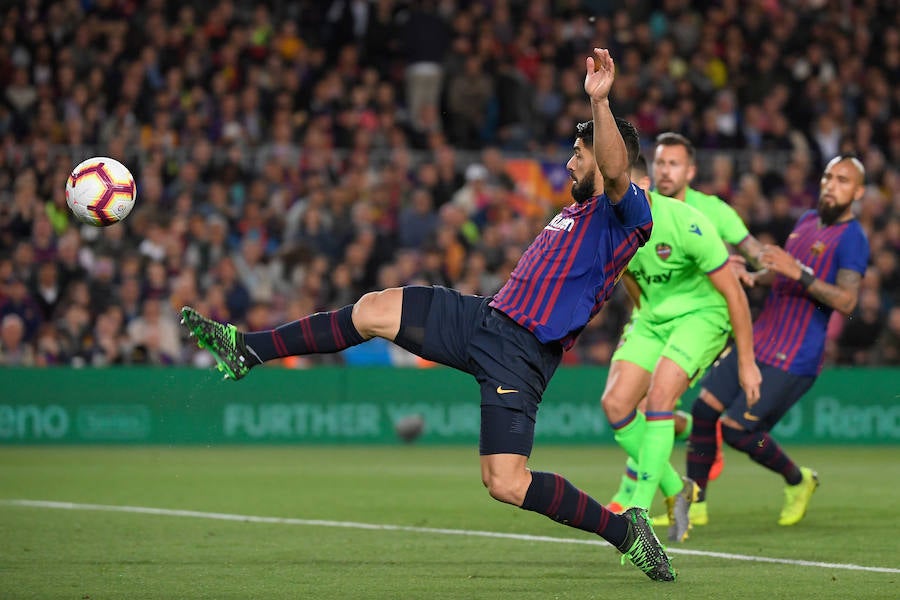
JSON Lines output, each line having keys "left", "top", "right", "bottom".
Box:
{"left": 400, "top": 286, "right": 562, "bottom": 456}
{"left": 701, "top": 345, "right": 816, "bottom": 432}
{"left": 480, "top": 405, "right": 536, "bottom": 456}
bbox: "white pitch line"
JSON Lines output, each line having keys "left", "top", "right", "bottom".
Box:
{"left": 3, "top": 499, "right": 897, "bottom": 575}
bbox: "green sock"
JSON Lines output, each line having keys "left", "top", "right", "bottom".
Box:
{"left": 631, "top": 417, "right": 676, "bottom": 509}
{"left": 612, "top": 411, "right": 646, "bottom": 461}
{"left": 610, "top": 413, "right": 646, "bottom": 507}
{"left": 659, "top": 463, "right": 684, "bottom": 497}
{"left": 609, "top": 457, "right": 639, "bottom": 506}
{"left": 674, "top": 409, "right": 693, "bottom": 441}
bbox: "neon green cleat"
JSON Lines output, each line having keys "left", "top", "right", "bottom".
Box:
{"left": 778, "top": 467, "right": 819, "bottom": 526}
{"left": 688, "top": 500, "right": 708, "bottom": 526}
{"left": 617, "top": 507, "right": 676, "bottom": 582}
{"left": 652, "top": 500, "right": 708, "bottom": 527}
{"left": 181, "top": 306, "right": 254, "bottom": 381}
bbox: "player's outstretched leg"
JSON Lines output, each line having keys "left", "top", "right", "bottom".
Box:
{"left": 181, "top": 307, "right": 256, "bottom": 380}
{"left": 182, "top": 299, "right": 371, "bottom": 380}
{"left": 619, "top": 507, "right": 677, "bottom": 582}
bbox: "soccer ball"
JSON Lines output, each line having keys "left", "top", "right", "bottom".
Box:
{"left": 66, "top": 157, "right": 137, "bottom": 226}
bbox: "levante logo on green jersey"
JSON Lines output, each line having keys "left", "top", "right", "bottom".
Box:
{"left": 656, "top": 243, "right": 672, "bottom": 260}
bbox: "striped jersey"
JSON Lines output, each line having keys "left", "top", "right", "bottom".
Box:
{"left": 753, "top": 210, "right": 869, "bottom": 376}
{"left": 490, "top": 183, "right": 652, "bottom": 350}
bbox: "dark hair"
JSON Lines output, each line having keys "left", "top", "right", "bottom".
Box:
{"left": 575, "top": 120, "right": 592, "bottom": 141}
{"left": 631, "top": 154, "right": 649, "bottom": 180}
{"left": 654, "top": 132, "right": 696, "bottom": 162}
{"left": 575, "top": 118, "right": 641, "bottom": 168}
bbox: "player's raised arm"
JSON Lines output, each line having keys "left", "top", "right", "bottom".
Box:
{"left": 584, "top": 48, "right": 630, "bottom": 203}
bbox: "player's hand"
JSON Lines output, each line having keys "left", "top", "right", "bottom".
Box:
{"left": 728, "top": 254, "right": 755, "bottom": 288}
{"left": 738, "top": 360, "right": 762, "bottom": 407}
{"left": 584, "top": 48, "right": 616, "bottom": 102}
{"left": 759, "top": 244, "right": 802, "bottom": 280}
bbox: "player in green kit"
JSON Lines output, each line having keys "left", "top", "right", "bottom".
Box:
{"left": 600, "top": 156, "right": 761, "bottom": 542}
{"left": 654, "top": 133, "right": 763, "bottom": 261}
{"left": 605, "top": 133, "right": 766, "bottom": 515}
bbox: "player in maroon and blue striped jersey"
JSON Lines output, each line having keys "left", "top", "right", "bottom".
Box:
{"left": 486, "top": 116, "right": 653, "bottom": 351}
{"left": 685, "top": 155, "right": 870, "bottom": 527}
{"left": 182, "top": 49, "right": 675, "bottom": 581}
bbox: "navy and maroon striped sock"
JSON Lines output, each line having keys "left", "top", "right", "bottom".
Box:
{"left": 521, "top": 471, "right": 629, "bottom": 549}
{"left": 243, "top": 305, "right": 366, "bottom": 364}
{"left": 687, "top": 400, "right": 720, "bottom": 500}
{"left": 721, "top": 427, "right": 802, "bottom": 485}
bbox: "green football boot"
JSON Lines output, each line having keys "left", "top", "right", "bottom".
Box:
{"left": 778, "top": 467, "right": 819, "bottom": 526}
{"left": 181, "top": 306, "right": 254, "bottom": 381}
{"left": 618, "top": 507, "right": 676, "bottom": 582}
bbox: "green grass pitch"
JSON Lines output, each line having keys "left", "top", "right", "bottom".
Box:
{"left": 1, "top": 445, "right": 898, "bottom": 599}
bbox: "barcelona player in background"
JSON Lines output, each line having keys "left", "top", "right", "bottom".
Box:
{"left": 684, "top": 155, "right": 870, "bottom": 527}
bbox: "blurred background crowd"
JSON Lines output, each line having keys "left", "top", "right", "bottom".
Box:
{"left": 0, "top": 0, "right": 898, "bottom": 370}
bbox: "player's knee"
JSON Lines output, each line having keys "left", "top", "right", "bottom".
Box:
{"left": 352, "top": 289, "right": 400, "bottom": 338}
{"left": 644, "top": 387, "right": 677, "bottom": 413}
{"left": 720, "top": 421, "right": 747, "bottom": 447}
{"left": 351, "top": 293, "right": 378, "bottom": 337}
{"left": 601, "top": 389, "right": 632, "bottom": 421}
{"left": 483, "top": 473, "right": 524, "bottom": 505}
{"left": 692, "top": 397, "right": 721, "bottom": 421}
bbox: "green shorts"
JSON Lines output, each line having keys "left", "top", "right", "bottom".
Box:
{"left": 612, "top": 311, "right": 731, "bottom": 385}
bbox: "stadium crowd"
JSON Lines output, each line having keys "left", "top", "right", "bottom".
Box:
{"left": 0, "top": 0, "right": 898, "bottom": 368}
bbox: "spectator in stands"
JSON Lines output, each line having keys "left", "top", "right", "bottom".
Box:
{"left": 401, "top": 0, "right": 451, "bottom": 134}
{"left": 0, "top": 313, "right": 34, "bottom": 366}
{"left": 0, "top": 278, "right": 41, "bottom": 341}
{"left": 397, "top": 188, "right": 438, "bottom": 250}
{"left": 32, "top": 261, "right": 61, "bottom": 321}
{"left": 876, "top": 306, "right": 900, "bottom": 365}
{"left": 837, "top": 288, "right": 885, "bottom": 365}
{"left": 127, "top": 297, "right": 182, "bottom": 364}
{"left": 446, "top": 55, "right": 494, "bottom": 149}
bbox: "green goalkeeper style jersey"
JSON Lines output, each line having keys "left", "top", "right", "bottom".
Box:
{"left": 628, "top": 193, "right": 731, "bottom": 324}
{"left": 683, "top": 187, "right": 750, "bottom": 246}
